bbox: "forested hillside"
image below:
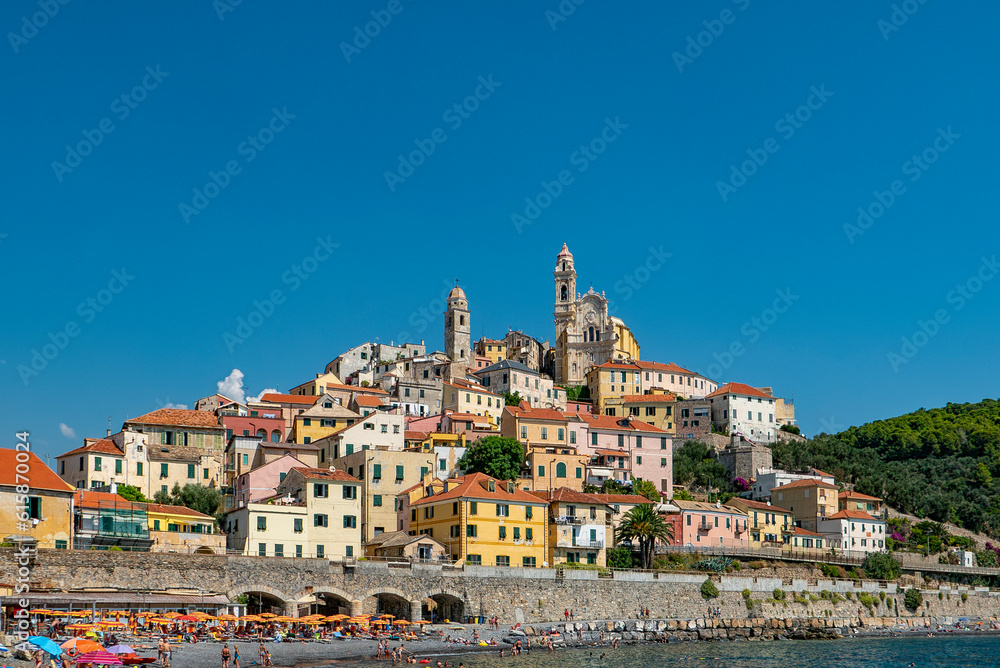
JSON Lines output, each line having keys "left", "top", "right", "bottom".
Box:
{"left": 771, "top": 399, "right": 1000, "bottom": 538}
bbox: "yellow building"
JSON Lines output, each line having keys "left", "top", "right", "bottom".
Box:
{"left": 585, "top": 362, "right": 642, "bottom": 416}
{"left": 408, "top": 473, "right": 549, "bottom": 567}
{"left": 838, "top": 490, "right": 883, "bottom": 514}
{"left": 501, "top": 403, "right": 588, "bottom": 491}
{"left": 146, "top": 502, "right": 225, "bottom": 554}
{"left": 771, "top": 479, "right": 839, "bottom": 532}
{"left": 1, "top": 449, "right": 75, "bottom": 549}
{"left": 442, "top": 380, "right": 505, "bottom": 427}
{"left": 727, "top": 498, "right": 793, "bottom": 548}
{"left": 474, "top": 338, "right": 507, "bottom": 365}
{"left": 291, "top": 394, "right": 362, "bottom": 444}
{"left": 289, "top": 372, "right": 345, "bottom": 396}
{"left": 620, "top": 392, "right": 676, "bottom": 433}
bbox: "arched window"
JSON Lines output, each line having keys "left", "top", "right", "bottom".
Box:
{"left": 271, "top": 430, "right": 281, "bottom": 442}
{"left": 256, "top": 429, "right": 266, "bottom": 439}
{"left": 460, "top": 315, "right": 465, "bottom": 326}
{"left": 560, "top": 284, "right": 567, "bottom": 301}
{"left": 460, "top": 349, "right": 465, "bottom": 359}
{"left": 587, "top": 326, "right": 594, "bottom": 342}
{"left": 571, "top": 363, "right": 578, "bottom": 377}
{"left": 556, "top": 462, "right": 567, "bottom": 478}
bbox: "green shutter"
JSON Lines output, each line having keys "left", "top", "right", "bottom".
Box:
{"left": 396, "top": 465, "right": 404, "bottom": 480}
{"left": 373, "top": 464, "right": 382, "bottom": 478}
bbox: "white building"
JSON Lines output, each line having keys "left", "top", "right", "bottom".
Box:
{"left": 473, "top": 359, "right": 566, "bottom": 410}
{"left": 314, "top": 412, "right": 406, "bottom": 464}
{"left": 751, "top": 467, "right": 836, "bottom": 501}
{"left": 225, "top": 466, "right": 362, "bottom": 560}
{"left": 635, "top": 361, "right": 718, "bottom": 399}
{"left": 817, "top": 510, "right": 886, "bottom": 555}
{"left": 707, "top": 382, "right": 779, "bottom": 444}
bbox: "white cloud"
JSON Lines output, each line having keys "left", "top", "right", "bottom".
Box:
{"left": 250, "top": 387, "right": 279, "bottom": 402}
{"left": 217, "top": 369, "right": 246, "bottom": 405}
{"left": 59, "top": 423, "right": 76, "bottom": 439}
{"left": 163, "top": 402, "right": 189, "bottom": 409}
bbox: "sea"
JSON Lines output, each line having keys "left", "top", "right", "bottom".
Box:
{"left": 332, "top": 634, "right": 1000, "bottom": 668}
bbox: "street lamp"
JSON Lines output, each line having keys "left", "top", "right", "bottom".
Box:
{"left": 549, "top": 459, "right": 556, "bottom": 492}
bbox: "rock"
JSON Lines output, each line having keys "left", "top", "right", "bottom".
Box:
{"left": 510, "top": 629, "right": 526, "bottom": 636}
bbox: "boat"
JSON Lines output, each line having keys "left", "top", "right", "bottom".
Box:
{"left": 121, "top": 656, "right": 156, "bottom": 665}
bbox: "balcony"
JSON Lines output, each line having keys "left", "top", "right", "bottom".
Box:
{"left": 574, "top": 538, "right": 604, "bottom": 549}
{"left": 554, "top": 515, "right": 583, "bottom": 525}
{"left": 697, "top": 521, "right": 711, "bottom": 532}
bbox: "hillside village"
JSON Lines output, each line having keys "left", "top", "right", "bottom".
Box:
{"left": 6, "top": 245, "right": 897, "bottom": 569}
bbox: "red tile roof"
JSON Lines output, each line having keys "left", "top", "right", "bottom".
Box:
{"left": 706, "top": 382, "right": 773, "bottom": 400}
{"left": 589, "top": 493, "right": 654, "bottom": 505}
{"left": 0, "top": 450, "right": 74, "bottom": 492}
{"left": 405, "top": 430, "right": 429, "bottom": 440}
{"left": 621, "top": 394, "right": 677, "bottom": 403}
{"left": 793, "top": 527, "right": 826, "bottom": 537}
{"left": 126, "top": 408, "right": 222, "bottom": 429}
{"left": 826, "top": 510, "right": 881, "bottom": 521}
{"left": 145, "top": 502, "right": 215, "bottom": 520}
{"left": 591, "top": 362, "right": 640, "bottom": 371}
{"left": 730, "top": 498, "right": 792, "bottom": 513}
{"left": 595, "top": 449, "right": 630, "bottom": 457}
{"left": 580, "top": 414, "right": 668, "bottom": 433}
{"left": 74, "top": 490, "right": 132, "bottom": 509}
{"left": 330, "top": 383, "right": 388, "bottom": 396}
{"left": 353, "top": 395, "right": 383, "bottom": 407}
{"left": 810, "top": 468, "right": 834, "bottom": 478}
{"left": 260, "top": 393, "right": 320, "bottom": 405}
{"left": 58, "top": 438, "right": 124, "bottom": 458}
{"left": 635, "top": 361, "right": 695, "bottom": 375}
{"left": 838, "top": 490, "right": 882, "bottom": 501}
{"left": 444, "top": 379, "right": 499, "bottom": 395}
{"left": 411, "top": 472, "right": 548, "bottom": 507}
{"left": 290, "top": 467, "right": 360, "bottom": 482}
{"left": 771, "top": 478, "right": 838, "bottom": 491}
{"left": 504, "top": 406, "right": 567, "bottom": 422}
{"left": 528, "top": 487, "right": 608, "bottom": 504}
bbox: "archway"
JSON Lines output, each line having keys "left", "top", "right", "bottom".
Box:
{"left": 194, "top": 546, "right": 216, "bottom": 555}
{"left": 236, "top": 590, "right": 286, "bottom": 615}
{"left": 423, "top": 593, "right": 464, "bottom": 623}
{"left": 310, "top": 591, "right": 353, "bottom": 616}
{"left": 369, "top": 591, "right": 413, "bottom": 620}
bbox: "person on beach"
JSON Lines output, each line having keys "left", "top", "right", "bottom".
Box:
{"left": 258, "top": 642, "right": 266, "bottom": 666}
{"left": 222, "top": 644, "right": 231, "bottom": 668}
{"left": 233, "top": 644, "right": 240, "bottom": 668}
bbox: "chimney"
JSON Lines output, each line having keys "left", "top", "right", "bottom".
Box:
{"left": 106, "top": 428, "right": 111, "bottom": 437}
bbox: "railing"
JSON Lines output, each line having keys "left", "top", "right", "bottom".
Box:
{"left": 574, "top": 539, "right": 604, "bottom": 549}
{"left": 555, "top": 515, "right": 583, "bottom": 524}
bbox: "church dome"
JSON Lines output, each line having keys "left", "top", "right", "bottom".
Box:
{"left": 557, "top": 243, "right": 573, "bottom": 259}
{"left": 448, "top": 285, "right": 467, "bottom": 300}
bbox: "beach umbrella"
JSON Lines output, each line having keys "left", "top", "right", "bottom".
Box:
{"left": 74, "top": 650, "right": 124, "bottom": 665}
{"left": 27, "top": 636, "right": 64, "bottom": 656}
{"left": 60, "top": 639, "right": 104, "bottom": 653}
{"left": 66, "top": 623, "right": 96, "bottom": 630}
{"left": 217, "top": 615, "right": 239, "bottom": 622}
{"left": 379, "top": 614, "right": 395, "bottom": 619}
{"left": 173, "top": 615, "right": 199, "bottom": 622}
{"left": 105, "top": 646, "right": 135, "bottom": 654}
{"left": 0, "top": 644, "right": 8, "bottom": 651}
{"left": 98, "top": 621, "right": 126, "bottom": 627}
{"left": 258, "top": 613, "right": 277, "bottom": 618}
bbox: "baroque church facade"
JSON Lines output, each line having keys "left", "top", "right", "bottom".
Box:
{"left": 552, "top": 244, "right": 640, "bottom": 386}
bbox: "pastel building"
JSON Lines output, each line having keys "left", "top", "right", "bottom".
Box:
{"left": 533, "top": 487, "right": 609, "bottom": 567}
{"left": 1, "top": 450, "right": 75, "bottom": 549}
{"left": 727, "top": 498, "right": 793, "bottom": 548}
{"left": 818, "top": 510, "right": 886, "bottom": 554}
{"left": 706, "top": 383, "right": 779, "bottom": 444}
{"left": 771, "top": 478, "right": 839, "bottom": 532}
{"left": 670, "top": 500, "right": 747, "bottom": 548}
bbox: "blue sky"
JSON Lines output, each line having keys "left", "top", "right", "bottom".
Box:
{"left": 3, "top": 1, "right": 999, "bottom": 463}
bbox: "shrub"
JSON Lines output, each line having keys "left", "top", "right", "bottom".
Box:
{"left": 773, "top": 588, "right": 786, "bottom": 601}
{"left": 862, "top": 552, "right": 901, "bottom": 581}
{"left": 961, "top": 592, "right": 968, "bottom": 603}
{"left": 858, "top": 593, "right": 876, "bottom": 615}
{"left": 607, "top": 546, "right": 634, "bottom": 569}
{"left": 732, "top": 561, "right": 741, "bottom": 571}
{"left": 701, "top": 579, "right": 720, "bottom": 599}
{"left": 938, "top": 592, "right": 944, "bottom": 600}
{"left": 845, "top": 592, "right": 854, "bottom": 600}
{"left": 904, "top": 588, "right": 923, "bottom": 612}
{"left": 695, "top": 557, "right": 734, "bottom": 572}
{"left": 820, "top": 590, "right": 832, "bottom": 600}
{"left": 108, "top": 546, "right": 123, "bottom": 552}
{"left": 747, "top": 561, "right": 765, "bottom": 570}
{"left": 879, "top": 591, "right": 886, "bottom": 602}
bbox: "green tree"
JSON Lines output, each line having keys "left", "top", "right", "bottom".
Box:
{"left": 152, "top": 490, "right": 172, "bottom": 505}
{"left": 615, "top": 504, "right": 674, "bottom": 569}
{"left": 173, "top": 484, "right": 223, "bottom": 516}
{"left": 606, "top": 546, "right": 633, "bottom": 569}
{"left": 904, "top": 588, "right": 923, "bottom": 611}
{"left": 457, "top": 436, "right": 524, "bottom": 481}
{"left": 779, "top": 424, "right": 801, "bottom": 435}
{"left": 116, "top": 484, "right": 151, "bottom": 503}
{"left": 862, "top": 552, "right": 901, "bottom": 580}
{"left": 502, "top": 391, "right": 524, "bottom": 406}
{"left": 599, "top": 478, "right": 628, "bottom": 495}
{"left": 563, "top": 386, "right": 590, "bottom": 402}
{"left": 701, "top": 579, "right": 719, "bottom": 599}
{"left": 630, "top": 477, "right": 661, "bottom": 502}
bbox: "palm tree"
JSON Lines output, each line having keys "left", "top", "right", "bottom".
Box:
{"left": 615, "top": 504, "right": 673, "bottom": 569}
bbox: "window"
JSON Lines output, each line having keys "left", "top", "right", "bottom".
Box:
{"left": 646, "top": 406, "right": 656, "bottom": 416}
{"left": 557, "top": 428, "right": 565, "bottom": 441}
{"left": 314, "top": 483, "right": 328, "bottom": 497}
{"left": 467, "top": 554, "right": 482, "bottom": 565}
{"left": 523, "top": 556, "right": 536, "bottom": 567}
{"left": 470, "top": 501, "right": 478, "bottom": 515}
{"left": 55, "top": 539, "right": 68, "bottom": 549}
{"left": 537, "top": 465, "right": 545, "bottom": 478}
{"left": 187, "top": 464, "right": 195, "bottom": 479}
{"left": 294, "top": 518, "right": 303, "bottom": 533}
{"left": 496, "top": 555, "right": 510, "bottom": 567}
{"left": 78, "top": 456, "right": 83, "bottom": 471}
{"left": 424, "top": 507, "right": 435, "bottom": 519}
{"left": 203, "top": 468, "right": 209, "bottom": 479}
{"left": 27, "top": 496, "right": 42, "bottom": 520}
{"left": 303, "top": 418, "right": 312, "bottom": 426}
{"left": 686, "top": 515, "right": 691, "bottom": 526}
{"left": 258, "top": 543, "right": 266, "bottom": 556}
{"left": 525, "top": 506, "right": 533, "bottom": 520}
{"left": 526, "top": 527, "right": 533, "bottom": 540}
{"left": 94, "top": 456, "right": 102, "bottom": 471}
{"left": 591, "top": 433, "right": 598, "bottom": 446}
{"left": 513, "top": 527, "right": 521, "bottom": 540}
{"left": 540, "top": 427, "right": 548, "bottom": 440}
{"left": 257, "top": 516, "right": 267, "bottom": 530}
{"left": 587, "top": 552, "right": 597, "bottom": 565}
{"left": 570, "top": 431, "right": 576, "bottom": 444}
{"left": 242, "top": 453, "right": 249, "bottom": 465}
{"left": 346, "top": 545, "right": 354, "bottom": 557}
{"left": 466, "top": 524, "right": 478, "bottom": 537}
{"left": 575, "top": 467, "right": 582, "bottom": 478}
{"left": 373, "top": 495, "right": 382, "bottom": 507}
{"left": 114, "top": 459, "right": 122, "bottom": 474}
{"left": 274, "top": 544, "right": 284, "bottom": 557}
{"left": 314, "top": 514, "right": 328, "bottom": 527}
{"left": 136, "top": 462, "right": 143, "bottom": 476}
{"left": 396, "top": 465, "right": 404, "bottom": 481}
{"left": 496, "top": 504, "right": 509, "bottom": 517}
{"left": 343, "top": 515, "right": 357, "bottom": 528}
{"left": 439, "top": 459, "right": 447, "bottom": 471}
{"left": 343, "top": 485, "right": 357, "bottom": 500}
{"left": 617, "top": 434, "right": 624, "bottom": 447}
{"left": 499, "top": 526, "right": 507, "bottom": 539}
{"left": 556, "top": 462, "right": 567, "bottom": 478}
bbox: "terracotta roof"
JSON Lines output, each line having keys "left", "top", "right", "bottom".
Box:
{"left": 261, "top": 441, "right": 319, "bottom": 451}
{"left": 405, "top": 430, "right": 429, "bottom": 440}
{"left": 590, "top": 362, "right": 641, "bottom": 371}
{"left": 839, "top": 490, "right": 882, "bottom": 501}
{"left": 635, "top": 361, "right": 696, "bottom": 375}
{"left": 810, "top": 468, "right": 835, "bottom": 478}
{"left": 411, "top": 472, "right": 547, "bottom": 507}
{"left": 443, "top": 379, "right": 499, "bottom": 395}
{"left": 771, "top": 478, "right": 838, "bottom": 491}
{"left": 594, "top": 449, "right": 630, "bottom": 457}
{"left": 729, "top": 498, "right": 792, "bottom": 513}
{"left": 590, "top": 493, "right": 655, "bottom": 505}
{"left": 672, "top": 499, "right": 746, "bottom": 515}
{"left": 706, "top": 382, "right": 773, "bottom": 400}
{"left": 289, "top": 467, "right": 360, "bottom": 482}
{"left": 476, "top": 338, "right": 504, "bottom": 345}
{"left": 126, "top": 408, "right": 222, "bottom": 429}
{"left": 793, "top": 527, "right": 826, "bottom": 537}
{"left": 74, "top": 490, "right": 134, "bottom": 509}
{"left": 621, "top": 394, "right": 677, "bottom": 403}
{"left": 329, "top": 383, "right": 388, "bottom": 395}
{"left": 580, "top": 414, "right": 667, "bottom": 433}
{"left": 504, "top": 405, "right": 567, "bottom": 422}
{"left": 58, "top": 438, "right": 124, "bottom": 458}
{"left": 0, "top": 450, "right": 74, "bottom": 492}
{"left": 260, "top": 393, "right": 320, "bottom": 405}
{"left": 529, "top": 487, "right": 608, "bottom": 505}
{"left": 353, "top": 395, "right": 383, "bottom": 407}
{"left": 825, "top": 510, "right": 881, "bottom": 521}
{"left": 145, "top": 502, "right": 215, "bottom": 520}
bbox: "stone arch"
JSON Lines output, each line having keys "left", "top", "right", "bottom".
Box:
{"left": 419, "top": 589, "right": 466, "bottom": 623}
{"left": 194, "top": 546, "right": 216, "bottom": 555}
{"left": 364, "top": 586, "right": 419, "bottom": 621}
{"left": 227, "top": 584, "right": 292, "bottom": 615}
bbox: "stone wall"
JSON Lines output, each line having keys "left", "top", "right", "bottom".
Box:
{"left": 4, "top": 549, "right": 1000, "bottom": 628}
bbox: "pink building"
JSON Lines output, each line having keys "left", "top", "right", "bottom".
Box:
{"left": 670, "top": 499, "right": 748, "bottom": 548}
{"left": 574, "top": 414, "right": 672, "bottom": 497}
{"left": 221, "top": 414, "right": 287, "bottom": 444}
{"left": 232, "top": 454, "right": 308, "bottom": 507}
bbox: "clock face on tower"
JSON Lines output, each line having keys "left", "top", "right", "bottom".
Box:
{"left": 585, "top": 311, "right": 595, "bottom": 324}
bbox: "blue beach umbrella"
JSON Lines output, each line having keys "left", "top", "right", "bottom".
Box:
{"left": 27, "top": 636, "right": 64, "bottom": 656}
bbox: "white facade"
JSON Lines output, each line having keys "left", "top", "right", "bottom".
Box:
{"left": 316, "top": 412, "right": 406, "bottom": 463}
{"left": 708, "top": 386, "right": 777, "bottom": 444}
{"left": 817, "top": 513, "right": 886, "bottom": 555}
{"left": 751, "top": 468, "right": 836, "bottom": 501}
{"left": 636, "top": 363, "right": 718, "bottom": 399}
{"left": 474, "top": 360, "right": 566, "bottom": 410}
